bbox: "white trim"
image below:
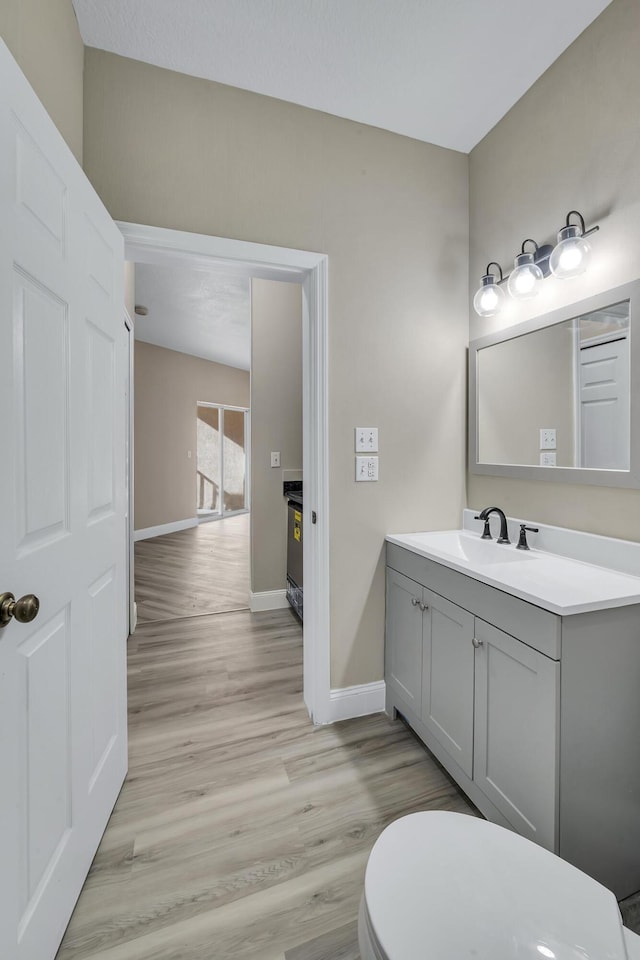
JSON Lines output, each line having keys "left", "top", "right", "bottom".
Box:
{"left": 249, "top": 589, "right": 289, "bottom": 612}
{"left": 134, "top": 517, "right": 198, "bottom": 541}
{"left": 125, "top": 310, "right": 136, "bottom": 635}
{"left": 119, "top": 222, "right": 331, "bottom": 724}
{"left": 301, "top": 257, "right": 331, "bottom": 723}
{"left": 324, "top": 681, "right": 387, "bottom": 724}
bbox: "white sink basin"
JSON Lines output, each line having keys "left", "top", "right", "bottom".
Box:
{"left": 412, "top": 530, "right": 535, "bottom": 565}
{"left": 386, "top": 528, "right": 640, "bottom": 615}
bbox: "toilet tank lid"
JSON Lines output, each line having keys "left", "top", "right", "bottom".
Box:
{"left": 364, "top": 811, "right": 627, "bottom": 960}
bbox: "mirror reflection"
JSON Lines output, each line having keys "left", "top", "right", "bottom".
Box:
{"left": 477, "top": 300, "right": 630, "bottom": 470}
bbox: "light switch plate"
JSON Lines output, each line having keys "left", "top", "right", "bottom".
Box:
{"left": 270, "top": 451, "right": 281, "bottom": 468}
{"left": 355, "top": 456, "right": 379, "bottom": 481}
{"left": 355, "top": 427, "right": 378, "bottom": 452}
{"left": 540, "top": 451, "right": 557, "bottom": 466}
{"left": 540, "top": 428, "right": 557, "bottom": 450}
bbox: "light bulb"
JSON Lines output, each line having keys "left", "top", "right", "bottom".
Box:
{"left": 550, "top": 224, "right": 592, "bottom": 279}
{"left": 479, "top": 286, "right": 498, "bottom": 311}
{"left": 507, "top": 252, "right": 543, "bottom": 301}
{"left": 473, "top": 275, "right": 505, "bottom": 317}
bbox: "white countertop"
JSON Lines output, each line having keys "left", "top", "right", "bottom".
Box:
{"left": 386, "top": 529, "right": 640, "bottom": 616}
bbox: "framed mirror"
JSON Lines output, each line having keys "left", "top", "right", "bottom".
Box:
{"left": 469, "top": 280, "right": 640, "bottom": 487}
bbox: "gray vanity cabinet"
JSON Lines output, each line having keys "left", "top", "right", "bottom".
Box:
{"left": 472, "top": 618, "right": 558, "bottom": 851}
{"left": 422, "top": 592, "right": 474, "bottom": 778}
{"left": 385, "top": 541, "right": 640, "bottom": 899}
{"left": 385, "top": 568, "right": 424, "bottom": 714}
{"left": 385, "top": 544, "right": 560, "bottom": 853}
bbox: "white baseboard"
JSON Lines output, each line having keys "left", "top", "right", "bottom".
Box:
{"left": 249, "top": 589, "right": 289, "bottom": 612}
{"left": 324, "top": 680, "right": 386, "bottom": 724}
{"left": 134, "top": 517, "right": 198, "bottom": 542}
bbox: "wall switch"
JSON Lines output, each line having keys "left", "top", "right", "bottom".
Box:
{"left": 355, "top": 427, "right": 379, "bottom": 452}
{"left": 187, "top": 450, "right": 192, "bottom": 459}
{"left": 540, "top": 428, "right": 557, "bottom": 450}
{"left": 355, "top": 456, "right": 379, "bottom": 481}
{"left": 540, "top": 451, "right": 557, "bottom": 466}
{"left": 270, "top": 451, "right": 281, "bottom": 468}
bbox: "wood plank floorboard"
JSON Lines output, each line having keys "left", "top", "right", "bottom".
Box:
{"left": 56, "top": 608, "right": 478, "bottom": 960}
{"left": 134, "top": 515, "right": 249, "bottom": 623}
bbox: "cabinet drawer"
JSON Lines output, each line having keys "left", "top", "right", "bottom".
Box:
{"left": 386, "top": 543, "right": 561, "bottom": 659}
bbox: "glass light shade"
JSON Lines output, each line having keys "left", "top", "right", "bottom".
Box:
{"left": 507, "top": 252, "right": 544, "bottom": 300}
{"left": 549, "top": 225, "right": 592, "bottom": 279}
{"left": 473, "top": 276, "right": 505, "bottom": 317}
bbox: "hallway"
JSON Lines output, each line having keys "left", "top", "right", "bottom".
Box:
{"left": 55, "top": 607, "right": 476, "bottom": 960}
{"left": 134, "top": 514, "right": 250, "bottom": 622}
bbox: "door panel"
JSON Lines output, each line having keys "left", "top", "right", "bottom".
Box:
{"left": 0, "top": 39, "right": 127, "bottom": 960}
{"left": 87, "top": 321, "right": 115, "bottom": 520}
{"left": 385, "top": 568, "right": 423, "bottom": 712}
{"left": 14, "top": 271, "right": 70, "bottom": 548}
{"left": 87, "top": 568, "right": 119, "bottom": 789}
{"left": 421, "top": 591, "right": 474, "bottom": 778}
{"left": 473, "top": 619, "right": 558, "bottom": 850}
{"left": 17, "top": 610, "right": 72, "bottom": 926}
{"left": 579, "top": 338, "right": 629, "bottom": 469}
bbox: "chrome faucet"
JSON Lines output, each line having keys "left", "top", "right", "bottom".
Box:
{"left": 475, "top": 506, "right": 510, "bottom": 544}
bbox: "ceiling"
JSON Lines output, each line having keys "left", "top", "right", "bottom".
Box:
{"left": 88, "top": 1, "right": 611, "bottom": 360}
{"left": 73, "top": 0, "right": 611, "bottom": 153}
{"left": 133, "top": 261, "right": 251, "bottom": 370}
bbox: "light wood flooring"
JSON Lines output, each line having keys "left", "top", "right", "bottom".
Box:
{"left": 55, "top": 607, "right": 477, "bottom": 960}
{"left": 134, "top": 515, "right": 249, "bottom": 623}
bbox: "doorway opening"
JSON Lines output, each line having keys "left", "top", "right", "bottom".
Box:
{"left": 120, "top": 222, "right": 330, "bottom": 723}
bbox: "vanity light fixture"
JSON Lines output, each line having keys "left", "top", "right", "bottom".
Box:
{"left": 507, "top": 239, "right": 551, "bottom": 301}
{"left": 549, "top": 210, "right": 600, "bottom": 280}
{"left": 473, "top": 209, "right": 601, "bottom": 317}
{"left": 473, "top": 262, "right": 506, "bottom": 317}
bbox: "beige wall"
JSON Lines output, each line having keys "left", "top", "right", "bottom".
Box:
{"left": 134, "top": 341, "right": 250, "bottom": 531}
{"left": 83, "top": 49, "right": 469, "bottom": 687}
{"left": 468, "top": 0, "right": 640, "bottom": 539}
{"left": 251, "top": 279, "right": 303, "bottom": 594}
{"left": 478, "top": 321, "right": 574, "bottom": 466}
{"left": 0, "top": 0, "right": 84, "bottom": 162}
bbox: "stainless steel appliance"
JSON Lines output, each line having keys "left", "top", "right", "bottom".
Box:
{"left": 286, "top": 495, "right": 303, "bottom": 620}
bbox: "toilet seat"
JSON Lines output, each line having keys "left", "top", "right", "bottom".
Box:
{"left": 362, "top": 811, "right": 629, "bottom": 960}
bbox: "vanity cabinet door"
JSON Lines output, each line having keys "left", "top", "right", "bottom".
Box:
{"left": 385, "top": 569, "right": 424, "bottom": 714}
{"left": 421, "top": 591, "right": 475, "bottom": 778}
{"left": 473, "top": 619, "right": 559, "bottom": 851}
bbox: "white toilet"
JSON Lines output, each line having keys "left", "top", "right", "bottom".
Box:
{"left": 359, "top": 811, "right": 640, "bottom": 960}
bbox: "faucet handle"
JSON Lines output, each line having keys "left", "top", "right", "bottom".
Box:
{"left": 517, "top": 524, "right": 539, "bottom": 551}
{"left": 474, "top": 515, "right": 492, "bottom": 540}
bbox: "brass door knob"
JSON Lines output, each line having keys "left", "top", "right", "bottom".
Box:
{"left": 0, "top": 592, "right": 40, "bottom": 627}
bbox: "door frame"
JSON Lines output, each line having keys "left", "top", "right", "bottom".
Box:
{"left": 118, "top": 221, "right": 330, "bottom": 723}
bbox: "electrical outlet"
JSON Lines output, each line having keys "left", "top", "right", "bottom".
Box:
{"left": 540, "top": 428, "right": 557, "bottom": 450}
{"left": 355, "top": 456, "right": 379, "bottom": 481}
{"left": 270, "top": 451, "right": 280, "bottom": 468}
{"left": 355, "top": 427, "right": 379, "bottom": 452}
{"left": 540, "top": 451, "right": 557, "bottom": 466}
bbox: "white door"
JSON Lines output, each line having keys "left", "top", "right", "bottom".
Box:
{"left": 0, "top": 41, "right": 128, "bottom": 960}
{"left": 579, "top": 336, "right": 629, "bottom": 469}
